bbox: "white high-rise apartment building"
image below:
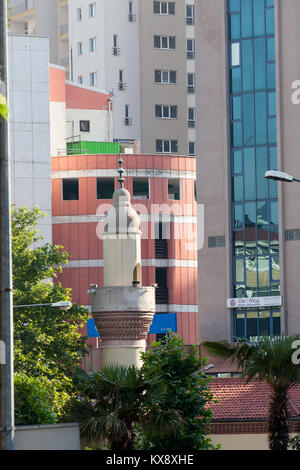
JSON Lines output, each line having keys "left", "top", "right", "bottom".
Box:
{"left": 10, "top": 0, "right": 195, "bottom": 155}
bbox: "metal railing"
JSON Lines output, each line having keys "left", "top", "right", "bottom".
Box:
{"left": 118, "top": 82, "right": 127, "bottom": 91}
{"left": 155, "top": 287, "right": 169, "bottom": 304}
{"left": 124, "top": 117, "right": 133, "bottom": 126}
{"left": 128, "top": 13, "right": 136, "bottom": 22}
{"left": 112, "top": 47, "right": 120, "bottom": 56}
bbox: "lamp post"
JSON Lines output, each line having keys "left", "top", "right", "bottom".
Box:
{"left": 13, "top": 301, "right": 72, "bottom": 311}
{"left": 0, "top": 1, "right": 14, "bottom": 451}
{"left": 264, "top": 170, "right": 300, "bottom": 183}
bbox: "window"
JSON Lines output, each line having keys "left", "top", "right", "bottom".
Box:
{"left": 118, "top": 70, "right": 126, "bottom": 90}
{"left": 155, "top": 70, "right": 176, "bottom": 84}
{"left": 155, "top": 105, "right": 177, "bottom": 119}
{"left": 189, "top": 142, "right": 195, "bottom": 156}
{"left": 155, "top": 268, "right": 168, "bottom": 304}
{"left": 77, "top": 41, "right": 83, "bottom": 56}
{"left": 155, "top": 221, "right": 168, "bottom": 259}
{"left": 89, "top": 2, "right": 96, "bottom": 17}
{"left": 89, "top": 37, "right": 97, "bottom": 52}
{"left": 187, "top": 73, "right": 195, "bottom": 93}
{"left": 63, "top": 179, "right": 79, "bottom": 201}
{"left": 154, "top": 35, "right": 176, "bottom": 50}
{"left": 186, "top": 5, "right": 194, "bottom": 25}
{"left": 156, "top": 139, "right": 178, "bottom": 153}
{"left": 168, "top": 178, "right": 180, "bottom": 200}
{"left": 188, "top": 107, "right": 195, "bottom": 128}
{"left": 187, "top": 39, "right": 195, "bottom": 59}
{"left": 133, "top": 178, "right": 149, "bottom": 199}
{"left": 112, "top": 35, "right": 120, "bottom": 55}
{"left": 80, "top": 120, "right": 90, "bottom": 132}
{"left": 124, "top": 105, "right": 132, "bottom": 126}
{"left": 78, "top": 76, "right": 83, "bottom": 84}
{"left": 77, "top": 8, "right": 82, "bottom": 22}
{"left": 90, "top": 71, "right": 97, "bottom": 87}
{"left": 97, "top": 178, "right": 114, "bottom": 199}
{"left": 128, "top": 1, "right": 136, "bottom": 21}
{"left": 153, "top": 2, "right": 175, "bottom": 15}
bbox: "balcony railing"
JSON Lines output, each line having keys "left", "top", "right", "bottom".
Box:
{"left": 128, "top": 13, "right": 136, "bottom": 22}
{"left": 112, "top": 47, "right": 120, "bottom": 56}
{"left": 187, "top": 51, "right": 195, "bottom": 60}
{"left": 155, "top": 287, "right": 169, "bottom": 304}
{"left": 186, "top": 17, "right": 195, "bottom": 25}
{"left": 124, "top": 117, "right": 133, "bottom": 126}
{"left": 155, "top": 239, "right": 168, "bottom": 259}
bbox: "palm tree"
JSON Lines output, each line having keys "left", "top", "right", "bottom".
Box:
{"left": 62, "top": 364, "right": 183, "bottom": 450}
{"left": 203, "top": 335, "right": 300, "bottom": 451}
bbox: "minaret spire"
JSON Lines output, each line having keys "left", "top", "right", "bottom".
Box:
{"left": 118, "top": 157, "right": 124, "bottom": 189}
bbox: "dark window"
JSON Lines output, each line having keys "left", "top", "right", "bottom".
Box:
{"left": 155, "top": 267, "right": 168, "bottom": 304}
{"left": 63, "top": 178, "right": 79, "bottom": 201}
{"left": 189, "top": 142, "right": 195, "bottom": 156}
{"left": 155, "top": 222, "right": 168, "bottom": 259}
{"left": 168, "top": 178, "right": 180, "bottom": 200}
{"left": 133, "top": 178, "right": 149, "bottom": 199}
{"left": 80, "top": 120, "right": 90, "bottom": 132}
{"left": 97, "top": 178, "right": 114, "bottom": 199}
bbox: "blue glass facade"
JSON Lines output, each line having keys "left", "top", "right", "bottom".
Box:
{"left": 228, "top": 0, "right": 280, "bottom": 339}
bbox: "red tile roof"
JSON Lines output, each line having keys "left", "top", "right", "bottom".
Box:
{"left": 208, "top": 378, "right": 300, "bottom": 422}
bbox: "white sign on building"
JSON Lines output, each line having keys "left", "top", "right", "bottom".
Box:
{"left": 227, "top": 296, "right": 282, "bottom": 309}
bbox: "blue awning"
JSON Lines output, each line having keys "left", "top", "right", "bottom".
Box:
{"left": 149, "top": 313, "right": 177, "bottom": 334}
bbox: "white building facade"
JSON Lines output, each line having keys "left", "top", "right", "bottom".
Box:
{"left": 8, "top": 35, "right": 52, "bottom": 243}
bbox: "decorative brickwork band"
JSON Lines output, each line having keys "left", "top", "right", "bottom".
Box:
{"left": 93, "top": 311, "right": 155, "bottom": 342}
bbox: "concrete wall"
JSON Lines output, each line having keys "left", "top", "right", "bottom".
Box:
{"left": 195, "top": 0, "right": 231, "bottom": 342}
{"left": 15, "top": 422, "right": 80, "bottom": 450}
{"left": 9, "top": 34, "right": 52, "bottom": 244}
{"left": 275, "top": 0, "right": 300, "bottom": 335}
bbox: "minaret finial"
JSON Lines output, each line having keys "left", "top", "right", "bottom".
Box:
{"left": 118, "top": 157, "right": 124, "bottom": 189}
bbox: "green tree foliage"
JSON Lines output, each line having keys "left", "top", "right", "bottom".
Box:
{"left": 0, "top": 92, "right": 9, "bottom": 120}
{"left": 14, "top": 373, "right": 58, "bottom": 425}
{"left": 12, "top": 206, "right": 90, "bottom": 421}
{"left": 138, "top": 334, "right": 217, "bottom": 450}
{"left": 203, "top": 335, "right": 300, "bottom": 451}
{"left": 63, "top": 364, "right": 183, "bottom": 450}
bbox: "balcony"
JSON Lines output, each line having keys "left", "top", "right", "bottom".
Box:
{"left": 118, "top": 82, "right": 127, "bottom": 91}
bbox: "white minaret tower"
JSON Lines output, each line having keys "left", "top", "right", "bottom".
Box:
{"left": 91, "top": 159, "right": 155, "bottom": 368}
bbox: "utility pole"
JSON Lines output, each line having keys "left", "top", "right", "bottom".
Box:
{"left": 0, "top": 0, "right": 14, "bottom": 450}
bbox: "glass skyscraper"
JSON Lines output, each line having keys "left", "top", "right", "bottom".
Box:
{"left": 228, "top": 0, "right": 280, "bottom": 339}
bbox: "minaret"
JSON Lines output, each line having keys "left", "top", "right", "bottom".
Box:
{"left": 91, "top": 159, "right": 155, "bottom": 368}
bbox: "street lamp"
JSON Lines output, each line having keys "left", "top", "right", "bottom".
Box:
{"left": 264, "top": 170, "right": 300, "bottom": 183}
{"left": 13, "top": 301, "right": 72, "bottom": 311}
